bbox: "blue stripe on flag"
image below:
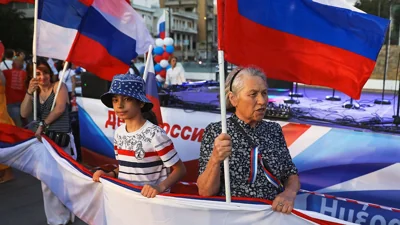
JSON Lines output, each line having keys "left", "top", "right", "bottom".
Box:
{"left": 38, "top": 0, "right": 89, "bottom": 29}
{"left": 237, "top": 0, "right": 388, "bottom": 60}
{"left": 159, "top": 22, "right": 165, "bottom": 32}
{"left": 79, "top": 7, "right": 138, "bottom": 64}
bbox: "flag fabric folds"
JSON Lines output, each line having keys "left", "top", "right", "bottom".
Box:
{"left": 218, "top": 0, "right": 389, "bottom": 99}
{"left": 157, "top": 11, "right": 166, "bottom": 39}
{"left": 0, "top": 0, "right": 33, "bottom": 4}
{"left": 0, "top": 124, "right": 350, "bottom": 225}
{"left": 37, "top": 0, "right": 154, "bottom": 81}
{"left": 145, "top": 53, "right": 163, "bottom": 125}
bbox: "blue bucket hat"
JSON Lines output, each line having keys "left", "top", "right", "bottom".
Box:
{"left": 100, "top": 74, "right": 153, "bottom": 112}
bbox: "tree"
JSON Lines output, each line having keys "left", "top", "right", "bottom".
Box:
{"left": 355, "top": 0, "right": 400, "bottom": 44}
{"left": 0, "top": 6, "right": 33, "bottom": 54}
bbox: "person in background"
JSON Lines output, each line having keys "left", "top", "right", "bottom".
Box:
{"left": 3, "top": 57, "right": 27, "bottom": 127}
{"left": 165, "top": 56, "right": 186, "bottom": 86}
{"left": 21, "top": 58, "right": 76, "bottom": 225}
{"left": 57, "top": 61, "right": 76, "bottom": 110}
{"left": 0, "top": 59, "right": 15, "bottom": 184}
{"left": 0, "top": 49, "right": 14, "bottom": 71}
{"left": 47, "top": 58, "right": 59, "bottom": 76}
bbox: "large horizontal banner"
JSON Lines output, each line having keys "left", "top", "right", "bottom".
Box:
{"left": 0, "top": 124, "right": 350, "bottom": 225}
{"left": 77, "top": 97, "right": 400, "bottom": 224}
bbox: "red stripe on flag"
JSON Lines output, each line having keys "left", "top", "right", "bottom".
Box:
{"left": 220, "top": 0, "right": 376, "bottom": 100}
{"left": 281, "top": 123, "right": 311, "bottom": 147}
{"left": 67, "top": 34, "right": 129, "bottom": 81}
{"left": 157, "top": 143, "right": 174, "bottom": 157}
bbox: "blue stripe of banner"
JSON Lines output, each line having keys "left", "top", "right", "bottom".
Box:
{"left": 237, "top": 0, "right": 389, "bottom": 60}
{"left": 38, "top": 0, "right": 88, "bottom": 29}
{"left": 79, "top": 7, "right": 138, "bottom": 64}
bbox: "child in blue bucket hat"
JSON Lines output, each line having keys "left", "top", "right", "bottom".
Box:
{"left": 93, "top": 74, "right": 186, "bottom": 198}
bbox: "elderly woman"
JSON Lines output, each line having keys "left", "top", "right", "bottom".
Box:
{"left": 20, "top": 58, "right": 76, "bottom": 225}
{"left": 197, "top": 67, "right": 300, "bottom": 214}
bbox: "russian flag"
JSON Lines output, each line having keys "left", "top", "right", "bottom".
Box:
{"left": 36, "top": 0, "right": 154, "bottom": 81}
{"left": 145, "top": 53, "right": 163, "bottom": 125}
{"left": 218, "top": 0, "right": 389, "bottom": 99}
{"left": 0, "top": 0, "right": 33, "bottom": 3}
{"left": 157, "top": 11, "right": 166, "bottom": 39}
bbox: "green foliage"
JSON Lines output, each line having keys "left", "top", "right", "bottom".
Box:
{"left": 0, "top": 6, "right": 33, "bottom": 54}
{"left": 355, "top": 0, "right": 400, "bottom": 44}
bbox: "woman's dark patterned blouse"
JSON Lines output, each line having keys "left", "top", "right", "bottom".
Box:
{"left": 198, "top": 114, "right": 298, "bottom": 200}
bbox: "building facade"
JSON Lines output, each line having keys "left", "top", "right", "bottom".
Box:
{"left": 160, "top": 0, "right": 215, "bottom": 60}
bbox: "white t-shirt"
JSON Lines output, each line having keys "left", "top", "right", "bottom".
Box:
{"left": 114, "top": 121, "right": 180, "bottom": 187}
{"left": 0, "top": 60, "right": 13, "bottom": 71}
{"left": 58, "top": 69, "right": 76, "bottom": 92}
{"left": 166, "top": 66, "right": 186, "bottom": 85}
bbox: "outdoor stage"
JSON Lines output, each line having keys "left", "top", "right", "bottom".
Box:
{"left": 165, "top": 83, "right": 400, "bottom": 135}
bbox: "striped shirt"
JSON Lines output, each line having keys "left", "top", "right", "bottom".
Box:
{"left": 114, "top": 121, "right": 180, "bottom": 186}
{"left": 37, "top": 91, "right": 70, "bottom": 133}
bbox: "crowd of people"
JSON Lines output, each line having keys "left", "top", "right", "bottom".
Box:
{"left": 1, "top": 42, "right": 299, "bottom": 224}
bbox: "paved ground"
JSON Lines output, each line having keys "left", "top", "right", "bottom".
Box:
{"left": 0, "top": 169, "right": 87, "bottom": 225}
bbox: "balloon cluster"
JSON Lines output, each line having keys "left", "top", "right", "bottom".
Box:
{"left": 153, "top": 37, "right": 174, "bottom": 81}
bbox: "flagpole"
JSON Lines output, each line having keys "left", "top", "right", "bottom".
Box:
{"left": 218, "top": 50, "right": 231, "bottom": 203}
{"left": 32, "top": 0, "right": 39, "bottom": 121}
{"left": 51, "top": 61, "right": 69, "bottom": 111}
{"left": 143, "top": 45, "right": 154, "bottom": 82}
{"left": 166, "top": 9, "right": 169, "bottom": 38}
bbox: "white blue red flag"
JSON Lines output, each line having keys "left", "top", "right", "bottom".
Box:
{"left": 218, "top": 0, "right": 390, "bottom": 99}
{"left": 157, "top": 11, "right": 166, "bottom": 39}
{"left": 145, "top": 53, "right": 163, "bottom": 125}
{"left": 36, "top": 0, "right": 154, "bottom": 81}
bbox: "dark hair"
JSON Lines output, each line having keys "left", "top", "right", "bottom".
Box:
{"left": 142, "top": 110, "right": 158, "bottom": 125}
{"left": 4, "top": 49, "right": 14, "bottom": 59}
{"left": 168, "top": 56, "right": 177, "bottom": 64}
{"left": 25, "top": 57, "right": 56, "bottom": 89}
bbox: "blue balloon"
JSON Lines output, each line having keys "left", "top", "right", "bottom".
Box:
{"left": 165, "top": 45, "right": 174, "bottom": 54}
{"left": 166, "top": 65, "right": 171, "bottom": 70}
{"left": 154, "top": 64, "right": 162, "bottom": 73}
{"left": 154, "top": 47, "right": 164, "bottom": 55}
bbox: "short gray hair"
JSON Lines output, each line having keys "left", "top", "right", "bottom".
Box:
{"left": 225, "top": 66, "right": 267, "bottom": 111}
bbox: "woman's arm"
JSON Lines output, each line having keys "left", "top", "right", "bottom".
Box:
{"left": 179, "top": 67, "right": 186, "bottom": 83}
{"left": 20, "top": 77, "right": 38, "bottom": 118}
{"left": 42, "top": 81, "right": 68, "bottom": 125}
{"left": 197, "top": 128, "right": 232, "bottom": 196}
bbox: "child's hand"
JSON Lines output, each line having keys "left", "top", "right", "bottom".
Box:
{"left": 141, "top": 184, "right": 164, "bottom": 198}
{"left": 92, "top": 170, "right": 106, "bottom": 182}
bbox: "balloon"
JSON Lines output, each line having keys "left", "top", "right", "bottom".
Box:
{"left": 162, "top": 52, "right": 170, "bottom": 60}
{"left": 156, "top": 75, "right": 165, "bottom": 82}
{"left": 160, "top": 59, "right": 169, "bottom": 68}
{"left": 155, "top": 38, "right": 164, "bottom": 47}
{"left": 159, "top": 69, "right": 166, "bottom": 78}
{"left": 154, "top": 47, "right": 164, "bottom": 55}
{"left": 154, "top": 64, "right": 162, "bottom": 73}
{"left": 165, "top": 45, "right": 174, "bottom": 54}
{"left": 163, "top": 37, "right": 174, "bottom": 46}
{"left": 154, "top": 55, "right": 163, "bottom": 63}
{"left": 166, "top": 65, "right": 171, "bottom": 70}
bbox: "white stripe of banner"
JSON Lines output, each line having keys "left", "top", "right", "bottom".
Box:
{"left": 288, "top": 125, "right": 332, "bottom": 158}
{"left": 312, "top": 0, "right": 365, "bottom": 13}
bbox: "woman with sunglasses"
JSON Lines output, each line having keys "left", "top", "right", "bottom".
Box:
{"left": 197, "top": 67, "right": 300, "bottom": 214}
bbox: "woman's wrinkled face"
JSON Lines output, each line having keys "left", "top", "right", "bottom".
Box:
{"left": 230, "top": 73, "right": 268, "bottom": 125}
{"left": 36, "top": 65, "right": 51, "bottom": 86}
